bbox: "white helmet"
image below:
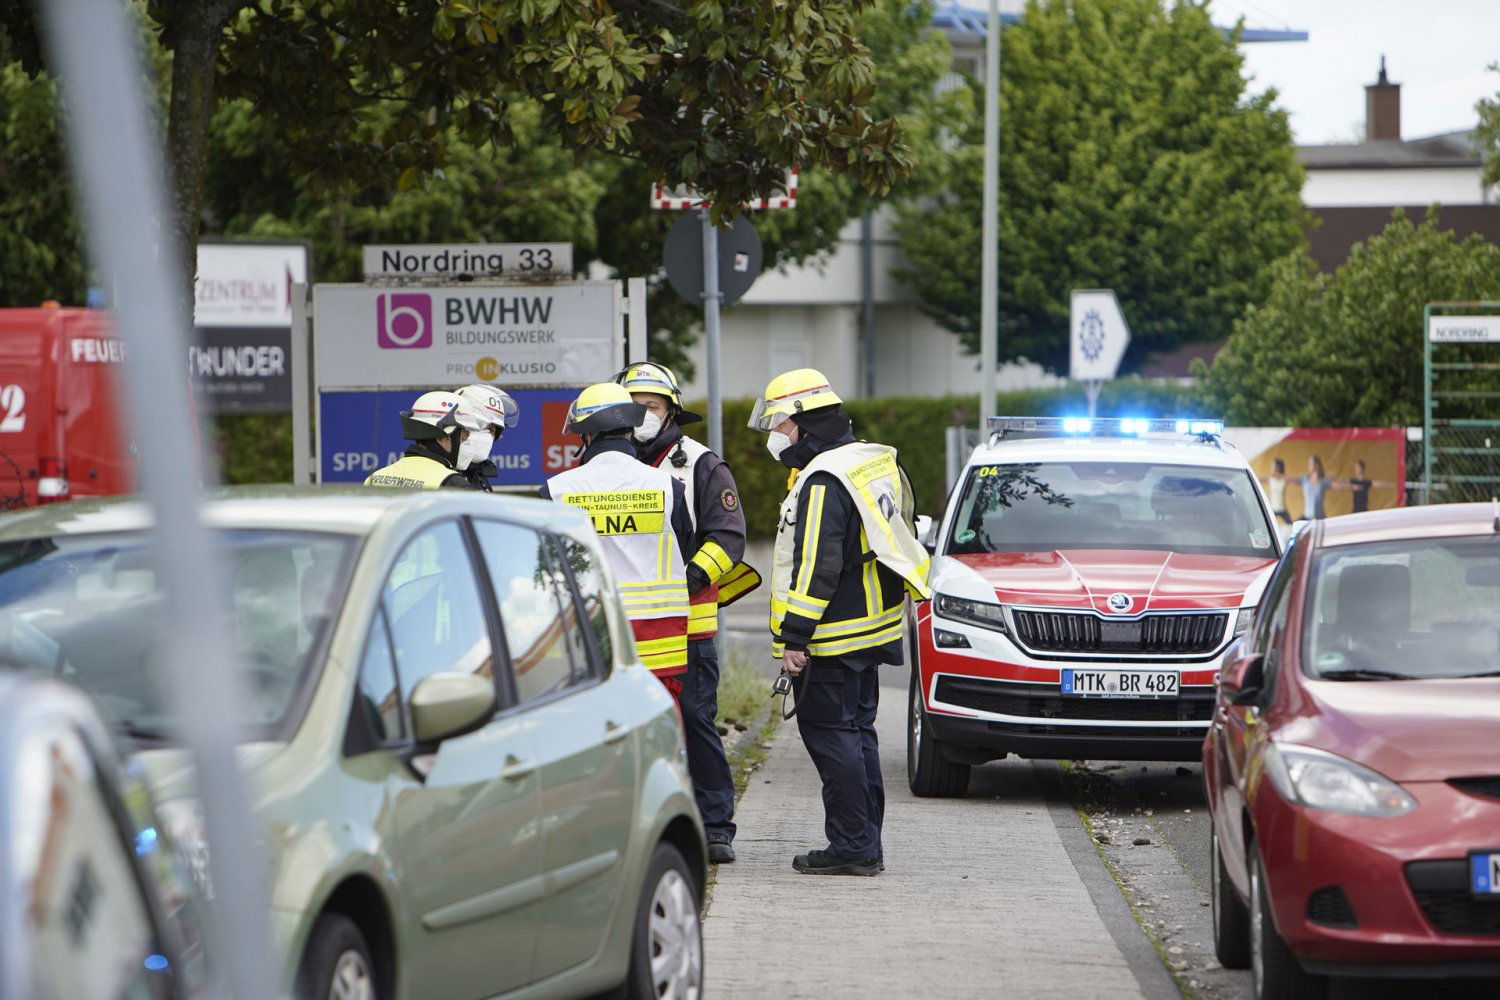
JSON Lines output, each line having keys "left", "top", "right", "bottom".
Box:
{"left": 456, "top": 384, "right": 520, "bottom": 435}
{"left": 400, "top": 390, "right": 488, "bottom": 442}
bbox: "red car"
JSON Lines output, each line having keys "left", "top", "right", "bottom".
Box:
{"left": 1204, "top": 503, "right": 1500, "bottom": 999}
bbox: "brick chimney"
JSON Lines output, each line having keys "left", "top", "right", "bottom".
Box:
{"left": 1365, "top": 56, "right": 1400, "bottom": 142}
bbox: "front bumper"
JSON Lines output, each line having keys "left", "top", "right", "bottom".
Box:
{"left": 1254, "top": 780, "right": 1500, "bottom": 965}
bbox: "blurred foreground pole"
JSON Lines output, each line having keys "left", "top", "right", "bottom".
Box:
{"left": 39, "top": 2, "right": 273, "bottom": 997}
{"left": 979, "top": 0, "right": 1000, "bottom": 433}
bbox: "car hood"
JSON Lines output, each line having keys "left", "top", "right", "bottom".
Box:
{"left": 133, "top": 741, "right": 285, "bottom": 801}
{"left": 1288, "top": 678, "right": 1500, "bottom": 782}
{"left": 947, "top": 550, "right": 1275, "bottom": 613}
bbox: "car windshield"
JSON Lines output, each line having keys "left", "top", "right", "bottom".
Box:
{"left": 945, "top": 461, "right": 1277, "bottom": 558}
{"left": 1304, "top": 536, "right": 1500, "bottom": 681}
{"left": 0, "top": 531, "right": 353, "bottom": 736}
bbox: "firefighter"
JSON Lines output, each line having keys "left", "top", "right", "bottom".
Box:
{"left": 542, "top": 383, "right": 695, "bottom": 688}
{"left": 364, "top": 390, "right": 488, "bottom": 489}
{"left": 615, "top": 362, "right": 760, "bottom": 865}
{"left": 455, "top": 384, "right": 520, "bottom": 491}
{"left": 748, "top": 368, "right": 932, "bottom": 876}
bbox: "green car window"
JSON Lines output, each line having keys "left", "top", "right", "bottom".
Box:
{"left": 473, "top": 520, "right": 577, "bottom": 703}
{"left": 382, "top": 521, "right": 494, "bottom": 693}
{"left": 356, "top": 607, "right": 404, "bottom": 743}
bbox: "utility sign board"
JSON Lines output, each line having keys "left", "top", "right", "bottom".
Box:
{"left": 313, "top": 281, "right": 618, "bottom": 388}
{"left": 1070, "top": 289, "right": 1132, "bottom": 382}
{"left": 362, "top": 243, "right": 572, "bottom": 280}
{"left": 1429, "top": 315, "right": 1500, "bottom": 343}
{"left": 192, "top": 241, "right": 309, "bottom": 413}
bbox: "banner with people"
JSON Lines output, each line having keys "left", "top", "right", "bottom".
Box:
{"left": 1220, "top": 428, "right": 1405, "bottom": 523}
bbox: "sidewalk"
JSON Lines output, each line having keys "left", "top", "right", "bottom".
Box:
{"left": 702, "top": 672, "right": 1152, "bottom": 1000}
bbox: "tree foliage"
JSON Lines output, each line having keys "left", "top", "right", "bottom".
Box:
{"left": 896, "top": 0, "right": 1306, "bottom": 374}
{"left": 1477, "top": 64, "right": 1500, "bottom": 188}
{"left": 1195, "top": 210, "right": 1500, "bottom": 427}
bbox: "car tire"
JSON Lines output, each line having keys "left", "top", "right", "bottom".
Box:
{"left": 1250, "top": 844, "right": 1327, "bottom": 1000}
{"left": 1211, "top": 826, "right": 1251, "bottom": 969}
{"left": 625, "top": 842, "right": 703, "bottom": 1000}
{"left": 295, "top": 913, "right": 380, "bottom": 1000}
{"left": 906, "top": 668, "right": 970, "bottom": 797}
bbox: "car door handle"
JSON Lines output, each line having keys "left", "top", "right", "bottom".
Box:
{"left": 500, "top": 755, "right": 535, "bottom": 782}
{"left": 603, "top": 721, "right": 629, "bottom": 745}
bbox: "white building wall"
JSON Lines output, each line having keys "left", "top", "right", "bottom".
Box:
{"left": 1302, "top": 166, "right": 1490, "bottom": 207}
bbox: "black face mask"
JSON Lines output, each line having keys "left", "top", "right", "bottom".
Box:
{"left": 779, "top": 434, "right": 821, "bottom": 470}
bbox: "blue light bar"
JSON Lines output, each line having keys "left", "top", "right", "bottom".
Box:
{"left": 987, "top": 416, "right": 1224, "bottom": 439}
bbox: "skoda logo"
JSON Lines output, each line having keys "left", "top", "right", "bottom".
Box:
{"left": 1106, "top": 592, "right": 1133, "bottom": 614}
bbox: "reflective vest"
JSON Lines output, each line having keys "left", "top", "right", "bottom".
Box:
{"left": 547, "top": 451, "right": 689, "bottom": 676}
{"left": 653, "top": 435, "right": 761, "bottom": 640}
{"left": 364, "top": 454, "right": 457, "bottom": 489}
{"left": 771, "top": 443, "right": 932, "bottom": 658}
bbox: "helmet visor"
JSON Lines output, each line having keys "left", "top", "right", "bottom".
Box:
{"left": 748, "top": 384, "right": 839, "bottom": 432}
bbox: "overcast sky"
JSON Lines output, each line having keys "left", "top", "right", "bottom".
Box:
{"left": 1210, "top": 0, "right": 1500, "bottom": 144}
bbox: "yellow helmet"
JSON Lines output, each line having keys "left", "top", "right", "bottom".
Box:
{"left": 563, "top": 382, "right": 646, "bottom": 437}
{"left": 748, "top": 368, "right": 843, "bottom": 432}
{"left": 614, "top": 361, "right": 703, "bottom": 424}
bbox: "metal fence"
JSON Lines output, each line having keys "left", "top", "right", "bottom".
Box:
{"left": 1423, "top": 303, "right": 1500, "bottom": 505}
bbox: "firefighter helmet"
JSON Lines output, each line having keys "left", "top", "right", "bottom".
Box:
{"left": 400, "top": 390, "right": 488, "bottom": 442}
{"left": 456, "top": 384, "right": 520, "bottom": 434}
{"left": 748, "top": 368, "right": 843, "bottom": 432}
{"left": 564, "top": 382, "right": 647, "bottom": 437}
{"left": 613, "top": 361, "right": 702, "bottom": 424}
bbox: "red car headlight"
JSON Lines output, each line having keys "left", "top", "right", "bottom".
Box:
{"left": 1264, "top": 743, "right": 1416, "bottom": 818}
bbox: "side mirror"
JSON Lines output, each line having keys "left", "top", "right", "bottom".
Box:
{"left": 914, "top": 514, "right": 936, "bottom": 552}
{"left": 409, "top": 673, "right": 496, "bottom": 744}
{"left": 1220, "top": 652, "right": 1266, "bottom": 706}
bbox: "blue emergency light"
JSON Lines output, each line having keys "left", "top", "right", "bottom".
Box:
{"left": 987, "top": 416, "right": 1224, "bottom": 439}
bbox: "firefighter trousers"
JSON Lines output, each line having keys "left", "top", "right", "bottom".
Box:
{"left": 793, "top": 656, "right": 884, "bottom": 862}
{"left": 682, "top": 639, "right": 737, "bottom": 840}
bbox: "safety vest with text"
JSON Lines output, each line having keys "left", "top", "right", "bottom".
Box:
{"left": 547, "top": 451, "right": 689, "bottom": 676}
{"left": 364, "top": 455, "right": 458, "bottom": 490}
{"left": 771, "top": 443, "right": 933, "bottom": 658}
{"left": 653, "top": 435, "right": 761, "bottom": 640}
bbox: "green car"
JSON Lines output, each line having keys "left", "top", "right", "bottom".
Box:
{"left": 0, "top": 487, "right": 706, "bottom": 1000}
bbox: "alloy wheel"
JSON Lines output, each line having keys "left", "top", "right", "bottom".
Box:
{"left": 329, "top": 949, "right": 375, "bottom": 1000}
{"left": 648, "top": 868, "right": 702, "bottom": 1000}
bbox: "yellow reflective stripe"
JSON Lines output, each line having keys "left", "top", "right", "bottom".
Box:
{"left": 641, "top": 649, "right": 688, "bottom": 672}
{"left": 784, "top": 591, "right": 829, "bottom": 618}
{"left": 794, "top": 484, "right": 825, "bottom": 595}
{"left": 688, "top": 603, "right": 718, "bottom": 626}
{"left": 717, "top": 563, "right": 761, "bottom": 604}
{"left": 635, "top": 634, "right": 688, "bottom": 656}
{"left": 861, "top": 527, "right": 879, "bottom": 618}
{"left": 691, "top": 540, "right": 734, "bottom": 581}
{"left": 771, "top": 604, "right": 902, "bottom": 640}
{"left": 806, "top": 621, "right": 904, "bottom": 656}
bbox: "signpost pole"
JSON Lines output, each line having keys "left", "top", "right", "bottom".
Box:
{"left": 701, "top": 209, "right": 724, "bottom": 458}
{"left": 978, "top": 0, "right": 1001, "bottom": 434}
{"left": 1085, "top": 381, "right": 1102, "bottom": 419}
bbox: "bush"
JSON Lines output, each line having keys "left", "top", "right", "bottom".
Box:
{"left": 686, "top": 378, "right": 1200, "bottom": 538}
{"left": 209, "top": 413, "right": 293, "bottom": 484}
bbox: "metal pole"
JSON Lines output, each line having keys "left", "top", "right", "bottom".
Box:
{"left": 702, "top": 209, "right": 724, "bottom": 458}
{"left": 1422, "top": 304, "right": 1433, "bottom": 504}
{"left": 979, "top": 0, "right": 1001, "bottom": 433}
{"left": 39, "top": 3, "right": 273, "bottom": 997}
{"left": 291, "top": 282, "right": 312, "bottom": 484}
{"left": 861, "top": 210, "right": 877, "bottom": 398}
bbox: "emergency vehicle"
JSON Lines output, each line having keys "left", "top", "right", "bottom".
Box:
{"left": 0, "top": 306, "right": 134, "bottom": 509}
{"left": 908, "top": 417, "right": 1281, "bottom": 795}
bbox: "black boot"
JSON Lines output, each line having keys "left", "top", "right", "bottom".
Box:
{"left": 707, "top": 833, "right": 735, "bottom": 864}
{"left": 791, "top": 848, "right": 879, "bottom": 876}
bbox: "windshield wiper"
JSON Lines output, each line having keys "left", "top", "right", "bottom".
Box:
{"left": 117, "top": 720, "right": 174, "bottom": 743}
{"left": 1317, "top": 668, "right": 1415, "bottom": 681}
{"left": 1450, "top": 669, "right": 1500, "bottom": 679}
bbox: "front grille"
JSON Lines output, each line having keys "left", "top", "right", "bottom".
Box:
{"left": 1449, "top": 777, "right": 1500, "bottom": 802}
{"left": 1307, "top": 886, "right": 1357, "bottom": 928}
{"left": 1406, "top": 860, "right": 1500, "bottom": 936}
{"left": 934, "top": 676, "right": 1213, "bottom": 723}
{"left": 1011, "top": 610, "right": 1228, "bottom": 655}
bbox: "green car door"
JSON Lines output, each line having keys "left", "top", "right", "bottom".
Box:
{"left": 473, "top": 523, "right": 641, "bottom": 980}
{"left": 374, "top": 520, "right": 545, "bottom": 998}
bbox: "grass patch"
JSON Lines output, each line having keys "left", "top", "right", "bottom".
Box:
{"left": 703, "top": 649, "right": 781, "bottom": 903}
{"left": 715, "top": 650, "right": 768, "bottom": 730}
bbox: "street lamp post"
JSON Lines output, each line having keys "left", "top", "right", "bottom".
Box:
{"left": 979, "top": 0, "right": 1000, "bottom": 435}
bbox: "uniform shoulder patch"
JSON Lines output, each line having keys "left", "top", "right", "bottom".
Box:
{"left": 720, "top": 488, "right": 739, "bottom": 511}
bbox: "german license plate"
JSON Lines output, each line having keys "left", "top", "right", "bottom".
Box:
{"left": 1061, "top": 669, "right": 1179, "bottom": 698}
{"left": 1471, "top": 852, "right": 1500, "bottom": 897}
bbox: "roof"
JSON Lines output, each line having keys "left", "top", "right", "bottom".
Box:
{"left": 0, "top": 485, "right": 577, "bottom": 542}
{"left": 930, "top": 1, "right": 1307, "bottom": 42}
{"left": 1317, "top": 502, "right": 1500, "bottom": 548}
{"left": 1137, "top": 339, "right": 1226, "bottom": 379}
{"left": 970, "top": 434, "right": 1250, "bottom": 471}
{"left": 1298, "top": 130, "right": 1481, "bottom": 170}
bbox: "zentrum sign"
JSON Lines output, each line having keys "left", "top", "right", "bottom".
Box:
{"left": 314, "top": 281, "right": 618, "bottom": 388}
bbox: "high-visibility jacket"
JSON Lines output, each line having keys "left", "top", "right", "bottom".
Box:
{"left": 364, "top": 450, "right": 469, "bottom": 489}
{"left": 547, "top": 450, "right": 690, "bottom": 676}
{"left": 648, "top": 433, "right": 761, "bottom": 640}
{"left": 771, "top": 442, "right": 932, "bottom": 659}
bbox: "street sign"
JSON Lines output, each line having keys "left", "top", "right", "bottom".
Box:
{"left": 319, "top": 387, "right": 583, "bottom": 487}
{"left": 1070, "top": 289, "right": 1131, "bottom": 382}
{"left": 312, "top": 281, "right": 618, "bottom": 388}
{"left": 650, "top": 170, "right": 798, "bottom": 211}
{"left": 1429, "top": 315, "right": 1500, "bottom": 343}
{"left": 362, "top": 242, "right": 573, "bottom": 280}
{"left": 192, "top": 241, "right": 309, "bottom": 413}
{"left": 663, "top": 213, "right": 763, "bottom": 306}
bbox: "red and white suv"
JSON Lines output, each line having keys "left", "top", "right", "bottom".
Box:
{"left": 908, "top": 417, "right": 1282, "bottom": 796}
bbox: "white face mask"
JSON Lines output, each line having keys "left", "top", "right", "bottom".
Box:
{"left": 457, "top": 430, "right": 494, "bottom": 471}
{"left": 633, "top": 411, "right": 663, "bottom": 443}
{"left": 765, "top": 430, "right": 794, "bottom": 460}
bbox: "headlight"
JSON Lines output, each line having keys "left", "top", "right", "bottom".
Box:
{"left": 934, "top": 594, "right": 1007, "bottom": 633}
{"left": 1263, "top": 744, "right": 1416, "bottom": 817}
{"left": 157, "top": 798, "right": 214, "bottom": 898}
{"left": 1233, "top": 607, "right": 1257, "bottom": 637}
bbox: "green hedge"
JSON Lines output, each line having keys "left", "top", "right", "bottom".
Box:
{"left": 684, "top": 378, "right": 1202, "bottom": 538}
{"left": 211, "top": 414, "right": 294, "bottom": 484}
